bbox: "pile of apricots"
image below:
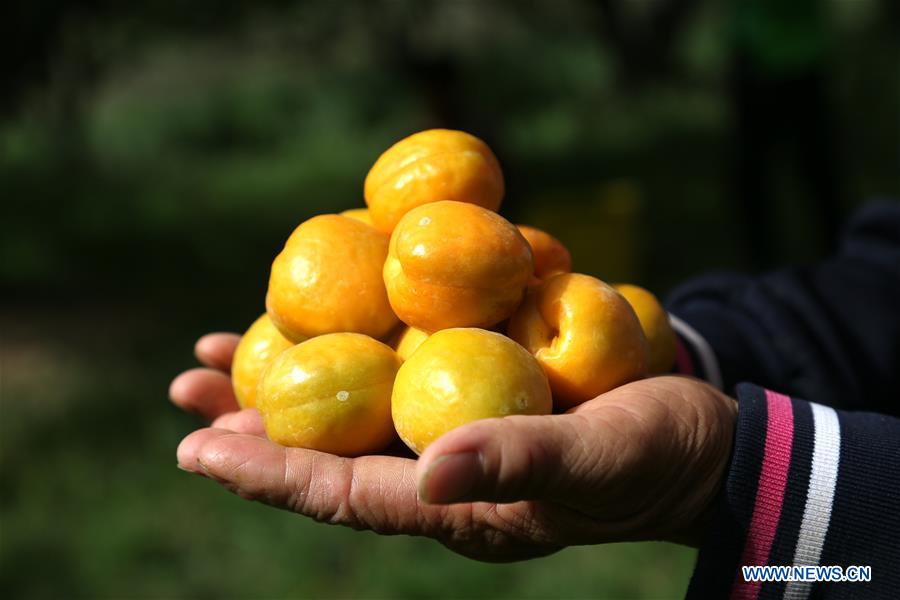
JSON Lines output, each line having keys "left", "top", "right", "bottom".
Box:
{"left": 231, "top": 129, "right": 677, "bottom": 457}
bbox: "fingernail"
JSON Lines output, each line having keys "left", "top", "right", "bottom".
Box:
{"left": 419, "top": 452, "right": 482, "bottom": 504}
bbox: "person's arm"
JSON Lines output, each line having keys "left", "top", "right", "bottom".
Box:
{"left": 171, "top": 337, "right": 900, "bottom": 597}
{"left": 687, "top": 382, "right": 900, "bottom": 598}
{"left": 667, "top": 200, "right": 900, "bottom": 414}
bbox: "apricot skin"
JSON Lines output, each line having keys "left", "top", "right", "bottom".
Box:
{"left": 508, "top": 273, "right": 649, "bottom": 410}
{"left": 516, "top": 225, "right": 572, "bottom": 282}
{"left": 231, "top": 313, "right": 297, "bottom": 409}
{"left": 390, "top": 326, "right": 429, "bottom": 362}
{"left": 256, "top": 333, "right": 400, "bottom": 457}
{"left": 384, "top": 201, "right": 533, "bottom": 333}
{"left": 364, "top": 129, "right": 504, "bottom": 233}
{"left": 266, "top": 214, "right": 399, "bottom": 342}
{"left": 340, "top": 207, "right": 374, "bottom": 226}
{"left": 391, "top": 328, "right": 552, "bottom": 455}
{"left": 614, "top": 284, "right": 677, "bottom": 375}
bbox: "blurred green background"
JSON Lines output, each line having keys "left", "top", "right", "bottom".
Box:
{"left": 2, "top": 1, "right": 898, "bottom": 598}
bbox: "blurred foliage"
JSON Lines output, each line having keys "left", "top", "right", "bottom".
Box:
{"left": 2, "top": 0, "right": 898, "bottom": 598}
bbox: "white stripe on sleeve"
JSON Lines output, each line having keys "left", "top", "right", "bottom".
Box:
{"left": 783, "top": 402, "right": 841, "bottom": 600}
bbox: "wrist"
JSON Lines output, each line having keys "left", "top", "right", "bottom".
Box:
{"left": 667, "top": 385, "right": 738, "bottom": 547}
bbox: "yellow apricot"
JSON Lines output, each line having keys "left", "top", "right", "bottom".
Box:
{"left": 384, "top": 201, "right": 533, "bottom": 332}
{"left": 256, "top": 333, "right": 400, "bottom": 456}
{"left": 614, "top": 284, "right": 677, "bottom": 375}
{"left": 392, "top": 328, "right": 552, "bottom": 454}
{"left": 231, "top": 313, "right": 297, "bottom": 409}
{"left": 508, "top": 273, "right": 649, "bottom": 410}
{"left": 390, "top": 326, "right": 429, "bottom": 362}
{"left": 364, "top": 129, "right": 504, "bottom": 233}
{"left": 266, "top": 214, "right": 399, "bottom": 341}
{"left": 340, "top": 207, "right": 374, "bottom": 226}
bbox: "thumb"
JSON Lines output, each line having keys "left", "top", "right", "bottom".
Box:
{"left": 415, "top": 413, "right": 604, "bottom": 505}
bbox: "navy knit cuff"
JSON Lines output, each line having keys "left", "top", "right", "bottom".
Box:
{"left": 686, "top": 383, "right": 900, "bottom": 599}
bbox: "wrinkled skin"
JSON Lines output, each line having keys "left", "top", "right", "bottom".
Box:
{"left": 171, "top": 333, "right": 737, "bottom": 562}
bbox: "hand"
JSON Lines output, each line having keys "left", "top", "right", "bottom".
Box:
{"left": 171, "top": 333, "right": 737, "bottom": 562}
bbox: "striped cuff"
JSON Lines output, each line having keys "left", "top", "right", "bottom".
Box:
{"left": 687, "top": 384, "right": 843, "bottom": 600}
{"left": 669, "top": 313, "right": 723, "bottom": 390}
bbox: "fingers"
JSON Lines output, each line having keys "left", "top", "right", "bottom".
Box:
{"left": 416, "top": 413, "right": 604, "bottom": 505}
{"left": 175, "top": 429, "right": 592, "bottom": 559}
{"left": 176, "top": 428, "right": 441, "bottom": 535}
{"left": 169, "top": 368, "right": 240, "bottom": 420}
{"left": 211, "top": 408, "right": 267, "bottom": 437}
{"left": 195, "top": 333, "right": 241, "bottom": 371}
{"left": 177, "top": 427, "right": 231, "bottom": 470}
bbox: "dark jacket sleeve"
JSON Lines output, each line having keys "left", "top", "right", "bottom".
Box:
{"left": 666, "top": 200, "right": 900, "bottom": 415}
{"left": 663, "top": 201, "right": 900, "bottom": 598}
{"left": 686, "top": 384, "right": 900, "bottom": 599}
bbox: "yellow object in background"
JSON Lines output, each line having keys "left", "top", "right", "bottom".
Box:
{"left": 231, "top": 313, "right": 298, "bottom": 409}
{"left": 257, "top": 333, "right": 400, "bottom": 456}
{"left": 614, "top": 284, "right": 677, "bottom": 375}
{"left": 508, "top": 273, "right": 648, "bottom": 410}
{"left": 392, "top": 328, "right": 551, "bottom": 455}
{"left": 523, "top": 180, "right": 643, "bottom": 284}
{"left": 266, "top": 214, "right": 399, "bottom": 342}
{"left": 364, "top": 129, "right": 504, "bottom": 233}
{"left": 384, "top": 201, "right": 532, "bottom": 333}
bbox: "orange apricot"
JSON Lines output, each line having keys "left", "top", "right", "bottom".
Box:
{"left": 364, "top": 129, "right": 504, "bottom": 233}
{"left": 266, "top": 214, "right": 398, "bottom": 341}
{"left": 384, "top": 201, "right": 533, "bottom": 332}
{"left": 516, "top": 224, "right": 572, "bottom": 282}
{"left": 508, "top": 273, "right": 649, "bottom": 410}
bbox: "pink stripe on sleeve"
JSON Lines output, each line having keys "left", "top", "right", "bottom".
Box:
{"left": 674, "top": 336, "right": 695, "bottom": 375}
{"left": 731, "top": 390, "right": 795, "bottom": 600}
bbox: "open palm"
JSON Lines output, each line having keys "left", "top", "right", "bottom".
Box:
{"left": 171, "top": 333, "right": 736, "bottom": 562}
